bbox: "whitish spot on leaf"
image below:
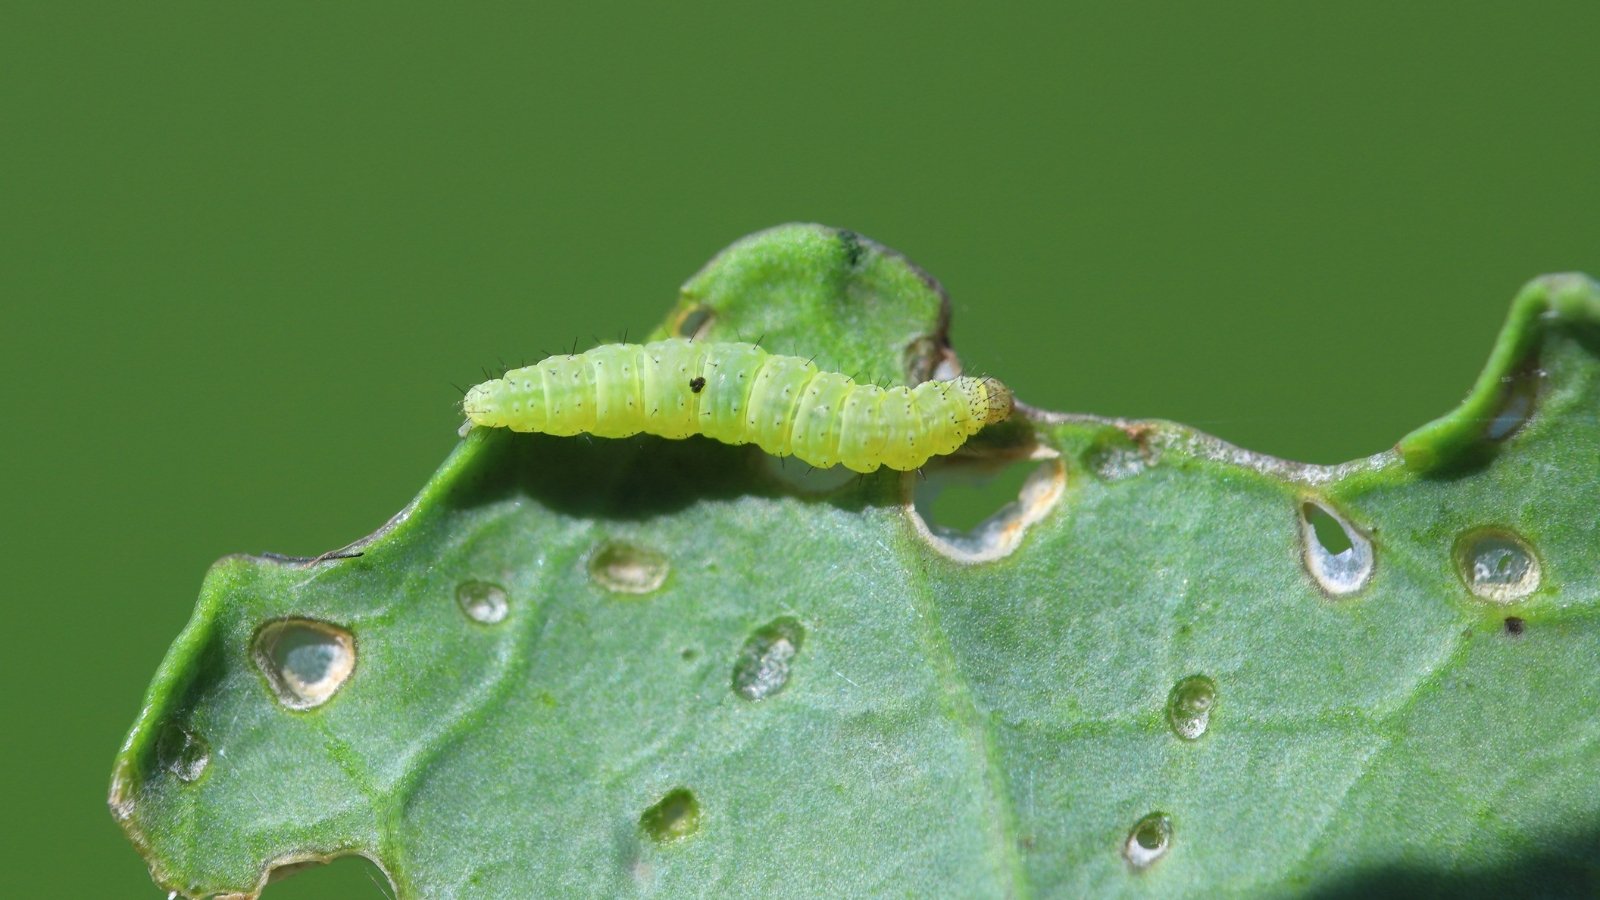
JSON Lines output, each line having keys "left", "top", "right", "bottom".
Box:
{"left": 156, "top": 723, "right": 209, "bottom": 784}
{"left": 1456, "top": 529, "right": 1542, "bottom": 604}
{"left": 1083, "top": 429, "right": 1155, "bottom": 482}
{"left": 589, "top": 541, "right": 669, "bottom": 595}
{"left": 731, "top": 617, "right": 805, "bottom": 701}
{"left": 455, "top": 580, "right": 509, "bottom": 624}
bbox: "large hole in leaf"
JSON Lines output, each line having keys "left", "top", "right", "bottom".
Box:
{"left": 909, "top": 456, "right": 1065, "bottom": 562}
{"left": 1298, "top": 500, "right": 1372, "bottom": 597}
{"left": 262, "top": 852, "right": 396, "bottom": 899}
{"left": 918, "top": 460, "right": 1038, "bottom": 534}
{"left": 252, "top": 618, "right": 356, "bottom": 711}
{"left": 1303, "top": 502, "right": 1354, "bottom": 555}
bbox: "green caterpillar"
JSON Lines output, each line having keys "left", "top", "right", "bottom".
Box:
{"left": 462, "top": 338, "right": 1013, "bottom": 473}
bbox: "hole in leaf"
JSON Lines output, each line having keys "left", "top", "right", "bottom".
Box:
{"left": 1298, "top": 501, "right": 1372, "bottom": 597}
{"left": 252, "top": 618, "right": 356, "bottom": 711}
{"left": 1124, "top": 812, "right": 1172, "bottom": 869}
{"left": 1303, "top": 502, "right": 1354, "bottom": 555}
{"left": 918, "top": 458, "right": 1037, "bottom": 533}
{"left": 261, "top": 852, "right": 396, "bottom": 899}
{"left": 909, "top": 456, "right": 1065, "bottom": 563}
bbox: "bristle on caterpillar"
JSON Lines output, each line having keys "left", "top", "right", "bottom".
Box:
{"left": 460, "top": 338, "right": 1012, "bottom": 473}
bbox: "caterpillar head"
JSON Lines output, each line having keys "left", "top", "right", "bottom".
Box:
{"left": 462, "top": 379, "right": 506, "bottom": 428}
{"left": 977, "top": 376, "right": 1013, "bottom": 426}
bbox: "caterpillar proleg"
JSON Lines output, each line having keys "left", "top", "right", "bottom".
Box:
{"left": 462, "top": 339, "right": 1012, "bottom": 473}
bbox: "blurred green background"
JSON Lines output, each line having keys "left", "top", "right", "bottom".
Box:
{"left": 4, "top": 3, "right": 1598, "bottom": 895}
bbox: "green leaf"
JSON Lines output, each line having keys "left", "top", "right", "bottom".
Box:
{"left": 111, "top": 225, "right": 1600, "bottom": 897}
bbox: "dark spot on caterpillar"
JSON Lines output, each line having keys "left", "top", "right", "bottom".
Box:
{"left": 689, "top": 376, "right": 706, "bottom": 393}
{"left": 1504, "top": 616, "right": 1525, "bottom": 635}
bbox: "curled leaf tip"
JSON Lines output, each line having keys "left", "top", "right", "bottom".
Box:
{"left": 1397, "top": 272, "right": 1600, "bottom": 473}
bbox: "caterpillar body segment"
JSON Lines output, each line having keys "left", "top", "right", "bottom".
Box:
{"left": 462, "top": 339, "right": 1012, "bottom": 473}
